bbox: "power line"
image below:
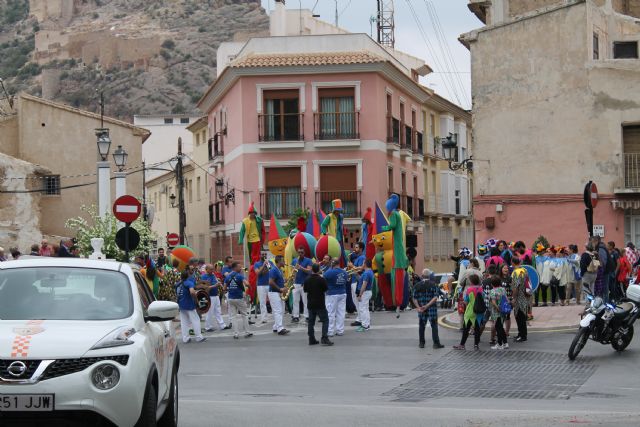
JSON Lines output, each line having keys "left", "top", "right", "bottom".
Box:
{"left": 402, "top": 0, "right": 463, "bottom": 105}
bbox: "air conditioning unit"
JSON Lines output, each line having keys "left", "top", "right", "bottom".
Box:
{"left": 160, "top": 184, "right": 168, "bottom": 194}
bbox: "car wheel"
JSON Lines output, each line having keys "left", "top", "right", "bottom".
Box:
{"left": 158, "top": 367, "right": 178, "bottom": 427}
{"left": 135, "top": 381, "right": 158, "bottom": 427}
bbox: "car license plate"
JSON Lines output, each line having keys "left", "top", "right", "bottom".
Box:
{"left": 0, "top": 394, "right": 54, "bottom": 411}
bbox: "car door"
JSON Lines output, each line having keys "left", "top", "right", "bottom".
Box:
{"left": 133, "top": 273, "right": 170, "bottom": 402}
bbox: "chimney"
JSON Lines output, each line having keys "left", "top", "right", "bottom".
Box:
{"left": 270, "top": 0, "right": 287, "bottom": 36}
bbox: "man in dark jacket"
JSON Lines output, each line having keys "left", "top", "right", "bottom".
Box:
{"left": 303, "top": 264, "right": 333, "bottom": 346}
{"left": 58, "top": 238, "right": 75, "bottom": 258}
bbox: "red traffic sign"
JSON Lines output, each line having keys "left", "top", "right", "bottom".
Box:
{"left": 167, "top": 233, "right": 180, "bottom": 247}
{"left": 113, "top": 195, "right": 142, "bottom": 223}
{"left": 583, "top": 181, "right": 599, "bottom": 209}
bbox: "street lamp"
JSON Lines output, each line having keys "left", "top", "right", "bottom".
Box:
{"left": 169, "top": 193, "right": 176, "bottom": 208}
{"left": 96, "top": 129, "right": 112, "bottom": 161}
{"left": 112, "top": 145, "right": 128, "bottom": 171}
{"left": 215, "top": 177, "right": 235, "bottom": 206}
{"left": 440, "top": 133, "right": 473, "bottom": 172}
{"left": 112, "top": 145, "right": 128, "bottom": 199}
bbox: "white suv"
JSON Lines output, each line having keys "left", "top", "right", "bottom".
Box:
{"left": 0, "top": 258, "right": 180, "bottom": 427}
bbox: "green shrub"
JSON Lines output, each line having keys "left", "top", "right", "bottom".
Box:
{"left": 161, "top": 39, "right": 176, "bottom": 50}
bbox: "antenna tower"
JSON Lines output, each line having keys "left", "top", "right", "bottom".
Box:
{"left": 376, "top": 0, "right": 395, "bottom": 48}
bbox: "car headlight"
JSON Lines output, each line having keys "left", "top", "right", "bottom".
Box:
{"left": 92, "top": 364, "right": 120, "bottom": 390}
{"left": 91, "top": 326, "right": 136, "bottom": 350}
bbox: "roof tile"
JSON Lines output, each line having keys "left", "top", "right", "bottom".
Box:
{"left": 230, "top": 52, "right": 384, "bottom": 68}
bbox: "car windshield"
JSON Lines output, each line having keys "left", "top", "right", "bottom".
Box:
{"left": 0, "top": 267, "right": 133, "bottom": 320}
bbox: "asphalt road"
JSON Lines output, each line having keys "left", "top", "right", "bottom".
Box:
{"left": 177, "top": 309, "right": 640, "bottom": 426}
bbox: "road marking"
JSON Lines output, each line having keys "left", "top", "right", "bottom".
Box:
{"left": 246, "top": 375, "right": 278, "bottom": 378}
{"left": 301, "top": 376, "right": 336, "bottom": 380}
{"left": 185, "top": 374, "right": 223, "bottom": 377}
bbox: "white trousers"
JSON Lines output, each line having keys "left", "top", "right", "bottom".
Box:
{"left": 351, "top": 282, "right": 360, "bottom": 322}
{"left": 293, "top": 283, "right": 308, "bottom": 319}
{"left": 229, "top": 299, "right": 250, "bottom": 335}
{"left": 325, "top": 293, "right": 346, "bottom": 336}
{"left": 257, "top": 286, "right": 270, "bottom": 322}
{"left": 205, "top": 296, "right": 226, "bottom": 330}
{"left": 179, "top": 309, "right": 203, "bottom": 343}
{"left": 358, "top": 290, "right": 372, "bottom": 328}
{"left": 269, "top": 292, "right": 285, "bottom": 332}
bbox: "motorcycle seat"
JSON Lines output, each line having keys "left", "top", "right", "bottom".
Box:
{"left": 614, "top": 302, "right": 634, "bottom": 317}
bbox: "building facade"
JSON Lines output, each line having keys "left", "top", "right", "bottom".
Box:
{"left": 0, "top": 94, "right": 148, "bottom": 243}
{"left": 462, "top": 0, "right": 640, "bottom": 246}
{"left": 197, "top": 2, "right": 472, "bottom": 272}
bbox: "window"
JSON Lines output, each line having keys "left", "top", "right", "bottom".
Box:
{"left": 164, "top": 118, "right": 173, "bottom": 124}
{"left": 196, "top": 176, "right": 201, "bottom": 201}
{"left": 623, "top": 125, "right": 640, "bottom": 188}
{"left": 424, "top": 223, "right": 431, "bottom": 259}
{"left": 593, "top": 32, "right": 599, "bottom": 60}
{"left": 264, "top": 167, "right": 302, "bottom": 218}
{"left": 386, "top": 93, "right": 392, "bottom": 116}
{"left": 401, "top": 172, "right": 407, "bottom": 194}
{"left": 180, "top": 117, "right": 190, "bottom": 124}
{"left": 196, "top": 133, "right": 200, "bottom": 146}
{"left": 134, "top": 273, "right": 153, "bottom": 315}
{"left": 43, "top": 175, "right": 60, "bottom": 195}
{"left": 614, "top": 41, "right": 638, "bottom": 59}
{"left": 388, "top": 168, "right": 394, "bottom": 192}
{"left": 413, "top": 175, "right": 418, "bottom": 196}
{"left": 430, "top": 113, "right": 436, "bottom": 136}
{"left": 318, "top": 165, "right": 359, "bottom": 217}
{"left": 261, "top": 90, "right": 300, "bottom": 141}
{"left": 317, "top": 88, "right": 357, "bottom": 139}
{"left": 188, "top": 179, "right": 193, "bottom": 203}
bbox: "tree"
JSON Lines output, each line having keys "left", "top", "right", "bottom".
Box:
{"left": 65, "top": 205, "right": 156, "bottom": 261}
{"left": 532, "top": 235, "right": 550, "bottom": 251}
{"left": 284, "top": 207, "right": 309, "bottom": 235}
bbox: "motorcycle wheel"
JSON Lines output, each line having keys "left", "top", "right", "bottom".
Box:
{"left": 568, "top": 327, "right": 590, "bottom": 360}
{"left": 611, "top": 325, "right": 634, "bottom": 352}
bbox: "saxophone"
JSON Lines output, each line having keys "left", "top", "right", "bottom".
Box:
{"left": 281, "top": 269, "right": 295, "bottom": 301}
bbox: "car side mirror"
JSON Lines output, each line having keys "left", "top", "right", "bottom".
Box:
{"left": 146, "top": 301, "right": 179, "bottom": 322}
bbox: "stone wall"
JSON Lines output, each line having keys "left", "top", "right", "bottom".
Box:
{"left": 508, "top": 0, "right": 565, "bottom": 17}
{"left": 0, "top": 116, "right": 18, "bottom": 158}
{"left": 0, "top": 153, "right": 48, "bottom": 253}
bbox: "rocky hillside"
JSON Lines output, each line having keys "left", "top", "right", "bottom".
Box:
{"left": 0, "top": 0, "right": 269, "bottom": 119}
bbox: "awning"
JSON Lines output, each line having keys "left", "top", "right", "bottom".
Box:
{"left": 611, "top": 199, "right": 640, "bottom": 209}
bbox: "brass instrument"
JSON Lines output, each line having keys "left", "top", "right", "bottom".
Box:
{"left": 281, "top": 270, "right": 295, "bottom": 301}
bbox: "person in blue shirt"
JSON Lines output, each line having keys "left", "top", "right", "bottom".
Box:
{"left": 323, "top": 259, "right": 348, "bottom": 336}
{"left": 348, "top": 242, "right": 366, "bottom": 326}
{"left": 175, "top": 271, "right": 206, "bottom": 344}
{"left": 220, "top": 256, "right": 234, "bottom": 327}
{"left": 202, "top": 264, "right": 228, "bottom": 332}
{"left": 224, "top": 262, "right": 253, "bottom": 339}
{"left": 355, "top": 259, "right": 374, "bottom": 332}
{"left": 268, "top": 255, "right": 290, "bottom": 335}
{"left": 253, "top": 254, "right": 272, "bottom": 325}
{"left": 291, "top": 247, "right": 313, "bottom": 323}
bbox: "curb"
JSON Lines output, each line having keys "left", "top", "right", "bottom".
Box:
{"left": 438, "top": 312, "right": 579, "bottom": 333}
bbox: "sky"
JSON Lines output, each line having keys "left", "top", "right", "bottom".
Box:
{"left": 259, "top": 0, "right": 481, "bottom": 110}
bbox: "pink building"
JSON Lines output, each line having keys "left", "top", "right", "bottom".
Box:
{"left": 198, "top": 32, "right": 433, "bottom": 268}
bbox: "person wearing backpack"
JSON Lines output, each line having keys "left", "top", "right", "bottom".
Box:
{"left": 489, "top": 275, "right": 509, "bottom": 350}
{"left": 453, "top": 274, "right": 485, "bottom": 351}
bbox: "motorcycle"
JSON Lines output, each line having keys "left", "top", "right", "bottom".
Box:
{"left": 568, "top": 284, "right": 640, "bottom": 360}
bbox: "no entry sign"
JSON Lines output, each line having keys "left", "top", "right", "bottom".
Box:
{"left": 583, "top": 181, "right": 598, "bottom": 210}
{"left": 167, "top": 233, "right": 180, "bottom": 247}
{"left": 113, "top": 195, "right": 142, "bottom": 224}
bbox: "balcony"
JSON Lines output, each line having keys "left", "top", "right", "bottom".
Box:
{"left": 413, "top": 131, "right": 424, "bottom": 162}
{"left": 258, "top": 113, "right": 304, "bottom": 149}
{"left": 619, "top": 153, "right": 640, "bottom": 192}
{"left": 209, "top": 202, "right": 224, "bottom": 227}
{"left": 208, "top": 137, "right": 224, "bottom": 165}
{"left": 315, "top": 190, "right": 361, "bottom": 218}
{"left": 260, "top": 191, "right": 306, "bottom": 219}
{"left": 400, "top": 124, "right": 413, "bottom": 159}
{"left": 313, "top": 112, "right": 359, "bottom": 142}
{"left": 386, "top": 116, "right": 400, "bottom": 152}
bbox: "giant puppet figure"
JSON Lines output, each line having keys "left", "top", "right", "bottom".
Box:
{"left": 321, "top": 199, "right": 346, "bottom": 266}
{"left": 361, "top": 207, "right": 375, "bottom": 261}
{"left": 381, "top": 194, "right": 411, "bottom": 312}
{"left": 238, "top": 202, "right": 265, "bottom": 302}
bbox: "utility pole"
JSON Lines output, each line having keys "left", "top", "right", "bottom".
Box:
{"left": 177, "top": 137, "right": 186, "bottom": 245}
{"left": 142, "top": 160, "right": 147, "bottom": 222}
{"left": 335, "top": 0, "right": 338, "bottom": 27}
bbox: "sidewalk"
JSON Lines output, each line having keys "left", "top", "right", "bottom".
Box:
{"left": 441, "top": 304, "right": 584, "bottom": 331}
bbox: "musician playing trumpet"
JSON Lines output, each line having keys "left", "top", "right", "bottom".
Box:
{"left": 202, "top": 264, "right": 229, "bottom": 332}
{"left": 268, "top": 255, "right": 291, "bottom": 335}
{"left": 291, "top": 246, "right": 313, "bottom": 324}
{"left": 253, "top": 254, "right": 272, "bottom": 325}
